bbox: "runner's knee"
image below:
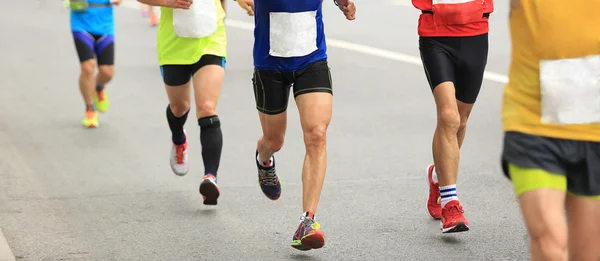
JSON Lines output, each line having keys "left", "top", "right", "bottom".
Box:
{"left": 263, "top": 134, "right": 284, "bottom": 152}
{"left": 170, "top": 103, "right": 190, "bottom": 116}
{"left": 437, "top": 109, "right": 461, "bottom": 133}
{"left": 529, "top": 231, "right": 567, "bottom": 261}
{"left": 80, "top": 60, "right": 96, "bottom": 77}
{"left": 98, "top": 66, "right": 114, "bottom": 81}
{"left": 303, "top": 124, "right": 328, "bottom": 150}
{"left": 196, "top": 101, "right": 217, "bottom": 118}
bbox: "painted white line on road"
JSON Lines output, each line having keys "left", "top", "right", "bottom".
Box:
{"left": 120, "top": 2, "right": 509, "bottom": 84}
{"left": 0, "top": 228, "right": 16, "bottom": 261}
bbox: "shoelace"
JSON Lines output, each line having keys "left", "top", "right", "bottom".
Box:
{"left": 303, "top": 217, "right": 315, "bottom": 226}
{"left": 447, "top": 204, "right": 464, "bottom": 219}
{"left": 175, "top": 145, "right": 185, "bottom": 164}
{"left": 259, "top": 168, "right": 278, "bottom": 186}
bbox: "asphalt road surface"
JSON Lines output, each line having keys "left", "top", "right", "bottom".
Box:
{"left": 0, "top": 1, "right": 528, "bottom": 260}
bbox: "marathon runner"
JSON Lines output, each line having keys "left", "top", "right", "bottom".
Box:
{"left": 136, "top": 0, "right": 227, "bottom": 205}
{"left": 412, "top": 0, "right": 494, "bottom": 233}
{"left": 502, "top": 0, "right": 600, "bottom": 260}
{"left": 235, "top": 0, "right": 356, "bottom": 251}
{"left": 69, "top": 0, "right": 121, "bottom": 128}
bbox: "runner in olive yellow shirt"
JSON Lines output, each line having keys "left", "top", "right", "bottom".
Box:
{"left": 501, "top": 0, "right": 600, "bottom": 260}
{"left": 137, "top": 0, "right": 227, "bottom": 205}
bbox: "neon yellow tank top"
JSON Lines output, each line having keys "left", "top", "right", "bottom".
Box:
{"left": 157, "top": 0, "right": 227, "bottom": 65}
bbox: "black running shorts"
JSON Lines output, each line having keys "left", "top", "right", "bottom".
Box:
{"left": 160, "top": 54, "right": 226, "bottom": 87}
{"left": 419, "top": 33, "right": 489, "bottom": 104}
{"left": 252, "top": 60, "right": 332, "bottom": 115}
{"left": 502, "top": 131, "right": 600, "bottom": 197}
{"left": 73, "top": 31, "right": 115, "bottom": 65}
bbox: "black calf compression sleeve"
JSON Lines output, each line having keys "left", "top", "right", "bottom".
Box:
{"left": 198, "top": 115, "right": 223, "bottom": 176}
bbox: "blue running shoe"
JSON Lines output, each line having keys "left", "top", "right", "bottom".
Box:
{"left": 255, "top": 150, "right": 281, "bottom": 200}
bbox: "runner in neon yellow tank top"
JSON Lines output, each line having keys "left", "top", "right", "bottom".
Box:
{"left": 156, "top": 0, "right": 227, "bottom": 65}
{"left": 138, "top": 0, "right": 227, "bottom": 205}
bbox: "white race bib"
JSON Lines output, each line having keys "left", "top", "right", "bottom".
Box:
{"left": 540, "top": 54, "right": 600, "bottom": 125}
{"left": 269, "top": 11, "right": 318, "bottom": 58}
{"left": 172, "top": 0, "right": 217, "bottom": 39}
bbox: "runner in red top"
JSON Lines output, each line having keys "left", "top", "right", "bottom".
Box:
{"left": 413, "top": 0, "right": 494, "bottom": 234}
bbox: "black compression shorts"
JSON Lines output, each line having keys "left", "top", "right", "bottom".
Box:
{"left": 73, "top": 31, "right": 115, "bottom": 65}
{"left": 252, "top": 60, "right": 332, "bottom": 115}
{"left": 160, "top": 54, "right": 226, "bottom": 86}
{"left": 419, "top": 33, "right": 489, "bottom": 104}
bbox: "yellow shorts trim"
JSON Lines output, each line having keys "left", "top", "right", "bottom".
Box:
{"left": 567, "top": 192, "right": 600, "bottom": 200}
{"left": 509, "top": 163, "right": 600, "bottom": 200}
{"left": 508, "top": 163, "right": 565, "bottom": 196}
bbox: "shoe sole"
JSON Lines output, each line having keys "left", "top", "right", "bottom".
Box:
{"left": 426, "top": 164, "right": 441, "bottom": 220}
{"left": 171, "top": 166, "right": 188, "bottom": 177}
{"left": 199, "top": 179, "right": 220, "bottom": 205}
{"left": 441, "top": 222, "right": 469, "bottom": 233}
{"left": 291, "top": 231, "right": 325, "bottom": 251}
{"left": 83, "top": 122, "right": 98, "bottom": 128}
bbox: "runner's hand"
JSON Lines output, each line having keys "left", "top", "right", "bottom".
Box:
{"left": 236, "top": 0, "right": 254, "bottom": 16}
{"left": 167, "top": 0, "right": 193, "bottom": 9}
{"left": 336, "top": 0, "right": 356, "bottom": 20}
{"left": 111, "top": 0, "right": 123, "bottom": 5}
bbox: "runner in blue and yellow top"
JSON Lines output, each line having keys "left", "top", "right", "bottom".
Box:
{"left": 236, "top": 0, "right": 356, "bottom": 251}
{"left": 68, "top": 0, "right": 121, "bottom": 128}
{"left": 137, "top": 0, "right": 227, "bottom": 205}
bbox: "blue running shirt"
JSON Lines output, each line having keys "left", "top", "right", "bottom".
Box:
{"left": 253, "top": 0, "right": 328, "bottom": 72}
{"left": 70, "top": 0, "right": 115, "bottom": 35}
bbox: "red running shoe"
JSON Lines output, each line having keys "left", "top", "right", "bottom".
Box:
{"left": 441, "top": 200, "right": 469, "bottom": 233}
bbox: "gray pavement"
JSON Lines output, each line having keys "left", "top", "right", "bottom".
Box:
{"left": 0, "top": 1, "right": 528, "bottom": 260}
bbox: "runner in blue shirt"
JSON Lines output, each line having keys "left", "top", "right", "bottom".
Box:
{"left": 236, "top": 0, "right": 356, "bottom": 251}
{"left": 69, "top": 0, "right": 121, "bottom": 127}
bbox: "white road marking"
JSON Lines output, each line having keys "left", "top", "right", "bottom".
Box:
{"left": 120, "top": 1, "right": 509, "bottom": 84}
{"left": 0, "top": 228, "right": 15, "bottom": 261}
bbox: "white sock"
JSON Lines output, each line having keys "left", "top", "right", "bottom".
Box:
{"left": 432, "top": 166, "right": 439, "bottom": 184}
{"left": 440, "top": 184, "right": 458, "bottom": 208}
{"left": 300, "top": 212, "right": 316, "bottom": 223}
{"left": 257, "top": 154, "right": 273, "bottom": 167}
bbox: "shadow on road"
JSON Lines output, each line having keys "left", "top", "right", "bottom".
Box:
{"left": 198, "top": 209, "right": 217, "bottom": 217}
{"left": 440, "top": 235, "right": 464, "bottom": 245}
{"left": 289, "top": 253, "right": 323, "bottom": 261}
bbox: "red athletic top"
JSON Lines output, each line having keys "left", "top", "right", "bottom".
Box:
{"left": 412, "top": 0, "right": 494, "bottom": 37}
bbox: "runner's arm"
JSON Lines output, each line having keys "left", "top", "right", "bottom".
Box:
{"left": 333, "top": 0, "right": 356, "bottom": 20}
{"left": 234, "top": 0, "right": 254, "bottom": 16}
{"left": 137, "top": 0, "right": 191, "bottom": 9}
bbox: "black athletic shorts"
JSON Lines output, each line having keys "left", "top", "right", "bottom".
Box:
{"left": 160, "top": 54, "right": 226, "bottom": 86}
{"left": 252, "top": 60, "right": 332, "bottom": 115}
{"left": 501, "top": 131, "right": 600, "bottom": 197}
{"left": 419, "top": 33, "right": 488, "bottom": 104}
{"left": 73, "top": 31, "right": 115, "bottom": 65}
